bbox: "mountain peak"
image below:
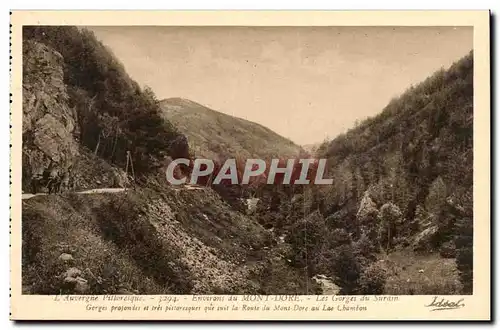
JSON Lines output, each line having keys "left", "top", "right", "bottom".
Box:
{"left": 161, "top": 97, "right": 203, "bottom": 108}
{"left": 160, "top": 98, "right": 303, "bottom": 160}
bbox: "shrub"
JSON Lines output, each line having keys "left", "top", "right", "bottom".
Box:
{"left": 359, "top": 263, "right": 387, "bottom": 294}
{"left": 330, "top": 244, "right": 362, "bottom": 294}
{"left": 352, "top": 234, "right": 379, "bottom": 267}
{"left": 330, "top": 228, "right": 352, "bottom": 248}
{"left": 439, "top": 240, "right": 456, "bottom": 258}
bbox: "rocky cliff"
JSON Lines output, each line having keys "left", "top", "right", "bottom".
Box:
{"left": 21, "top": 39, "right": 128, "bottom": 192}
{"left": 22, "top": 40, "right": 79, "bottom": 184}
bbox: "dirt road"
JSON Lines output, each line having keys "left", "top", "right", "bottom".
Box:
{"left": 21, "top": 184, "right": 206, "bottom": 200}
{"left": 21, "top": 187, "right": 128, "bottom": 200}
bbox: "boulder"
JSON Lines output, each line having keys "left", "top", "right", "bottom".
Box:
{"left": 61, "top": 267, "right": 89, "bottom": 293}
{"left": 62, "top": 267, "right": 82, "bottom": 279}
{"left": 246, "top": 198, "right": 260, "bottom": 214}
{"left": 63, "top": 276, "right": 89, "bottom": 294}
{"left": 412, "top": 225, "right": 439, "bottom": 252}
{"left": 58, "top": 253, "right": 74, "bottom": 262}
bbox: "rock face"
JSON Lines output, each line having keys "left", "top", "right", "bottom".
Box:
{"left": 412, "top": 225, "right": 439, "bottom": 251}
{"left": 356, "top": 192, "right": 379, "bottom": 225}
{"left": 22, "top": 40, "right": 79, "bottom": 190}
{"left": 245, "top": 198, "right": 260, "bottom": 214}
{"left": 356, "top": 192, "right": 379, "bottom": 239}
{"left": 21, "top": 39, "right": 132, "bottom": 193}
{"left": 312, "top": 274, "right": 340, "bottom": 294}
{"left": 61, "top": 267, "right": 89, "bottom": 294}
{"left": 58, "top": 253, "right": 74, "bottom": 262}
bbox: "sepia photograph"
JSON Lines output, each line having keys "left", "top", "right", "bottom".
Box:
{"left": 9, "top": 10, "right": 491, "bottom": 321}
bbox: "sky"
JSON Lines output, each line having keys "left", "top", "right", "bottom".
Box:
{"left": 88, "top": 26, "right": 473, "bottom": 145}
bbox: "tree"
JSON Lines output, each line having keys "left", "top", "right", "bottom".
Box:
{"left": 330, "top": 228, "right": 352, "bottom": 249}
{"left": 453, "top": 192, "right": 473, "bottom": 294}
{"left": 287, "top": 210, "right": 327, "bottom": 276}
{"left": 377, "top": 202, "right": 403, "bottom": 251}
{"left": 330, "top": 244, "right": 362, "bottom": 294}
{"left": 352, "top": 234, "right": 378, "bottom": 267}
{"left": 358, "top": 263, "right": 387, "bottom": 294}
{"left": 425, "top": 176, "right": 448, "bottom": 220}
{"left": 168, "top": 135, "right": 190, "bottom": 161}
{"left": 94, "top": 113, "right": 120, "bottom": 157}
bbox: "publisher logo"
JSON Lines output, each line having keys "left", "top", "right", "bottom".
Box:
{"left": 165, "top": 158, "right": 333, "bottom": 186}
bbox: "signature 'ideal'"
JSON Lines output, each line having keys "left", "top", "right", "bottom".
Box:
{"left": 425, "top": 296, "right": 466, "bottom": 311}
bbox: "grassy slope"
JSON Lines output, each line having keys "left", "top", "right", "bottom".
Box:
{"left": 381, "top": 250, "right": 461, "bottom": 294}
{"left": 22, "top": 186, "right": 315, "bottom": 295}
{"left": 160, "top": 98, "right": 304, "bottom": 160}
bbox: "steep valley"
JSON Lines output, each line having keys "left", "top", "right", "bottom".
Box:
{"left": 20, "top": 25, "right": 473, "bottom": 296}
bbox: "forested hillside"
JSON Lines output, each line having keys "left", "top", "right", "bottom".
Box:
{"left": 253, "top": 51, "right": 474, "bottom": 294}
{"left": 160, "top": 97, "right": 303, "bottom": 161}
{"left": 23, "top": 26, "right": 190, "bottom": 184}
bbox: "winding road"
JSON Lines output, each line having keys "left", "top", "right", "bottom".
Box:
{"left": 21, "top": 187, "right": 128, "bottom": 200}
{"left": 21, "top": 183, "right": 206, "bottom": 200}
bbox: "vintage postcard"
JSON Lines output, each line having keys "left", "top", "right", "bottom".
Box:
{"left": 9, "top": 10, "right": 490, "bottom": 321}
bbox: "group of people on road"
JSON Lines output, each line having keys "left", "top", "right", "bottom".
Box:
{"left": 30, "top": 163, "right": 73, "bottom": 195}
